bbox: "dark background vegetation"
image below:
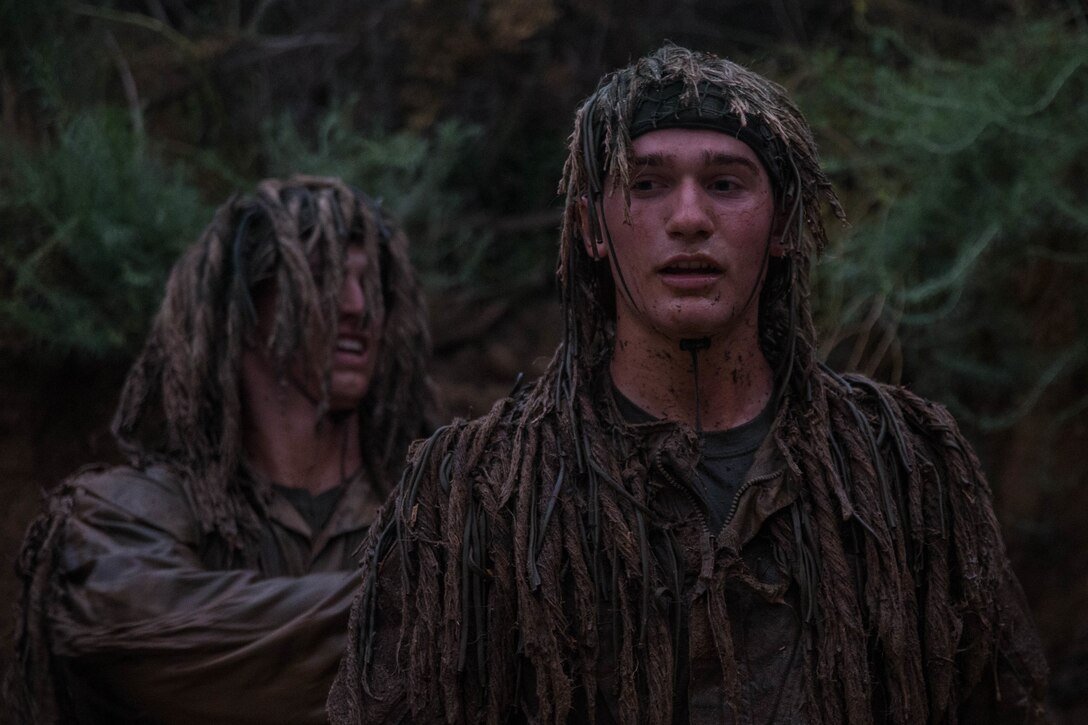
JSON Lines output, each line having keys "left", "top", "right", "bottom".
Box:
{"left": 1, "top": 0, "right": 1085, "bottom": 718}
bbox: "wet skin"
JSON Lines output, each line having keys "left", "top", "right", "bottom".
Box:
{"left": 240, "top": 243, "right": 381, "bottom": 492}
{"left": 326, "top": 245, "right": 383, "bottom": 412}
{"left": 587, "top": 128, "right": 780, "bottom": 430}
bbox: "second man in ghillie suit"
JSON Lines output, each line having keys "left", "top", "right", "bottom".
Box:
{"left": 329, "top": 47, "right": 1051, "bottom": 723}
{"left": 7, "top": 176, "right": 436, "bottom": 723}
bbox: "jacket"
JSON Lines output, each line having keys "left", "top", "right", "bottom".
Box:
{"left": 9, "top": 463, "right": 379, "bottom": 724}
{"left": 329, "top": 369, "right": 1050, "bottom": 724}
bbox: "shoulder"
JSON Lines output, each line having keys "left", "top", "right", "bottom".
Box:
{"left": 389, "top": 391, "right": 539, "bottom": 531}
{"left": 819, "top": 368, "right": 964, "bottom": 442}
{"left": 14, "top": 464, "right": 202, "bottom": 609}
{"left": 406, "top": 389, "right": 532, "bottom": 473}
{"left": 815, "top": 367, "right": 989, "bottom": 491}
{"left": 59, "top": 462, "right": 200, "bottom": 545}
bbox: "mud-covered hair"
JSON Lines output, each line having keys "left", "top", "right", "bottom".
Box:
{"left": 111, "top": 175, "right": 436, "bottom": 548}
{"left": 558, "top": 43, "right": 846, "bottom": 401}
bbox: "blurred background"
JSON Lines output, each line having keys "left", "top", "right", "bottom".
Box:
{"left": 0, "top": 0, "right": 1085, "bottom": 719}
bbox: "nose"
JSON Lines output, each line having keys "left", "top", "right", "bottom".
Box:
{"left": 665, "top": 180, "right": 713, "bottom": 242}
{"left": 338, "top": 275, "right": 366, "bottom": 319}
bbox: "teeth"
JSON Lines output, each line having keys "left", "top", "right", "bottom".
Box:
{"left": 337, "top": 338, "right": 365, "bottom": 353}
{"left": 670, "top": 260, "right": 715, "bottom": 271}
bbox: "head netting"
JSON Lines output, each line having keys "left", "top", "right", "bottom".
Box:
{"left": 111, "top": 175, "right": 436, "bottom": 548}
{"left": 558, "top": 43, "right": 846, "bottom": 401}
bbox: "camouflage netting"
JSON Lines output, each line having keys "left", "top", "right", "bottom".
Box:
{"left": 5, "top": 176, "right": 439, "bottom": 723}
{"left": 560, "top": 43, "right": 845, "bottom": 404}
{"left": 332, "top": 47, "right": 1049, "bottom": 723}
{"left": 110, "top": 174, "right": 436, "bottom": 551}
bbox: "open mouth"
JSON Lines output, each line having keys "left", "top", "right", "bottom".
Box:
{"left": 661, "top": 260, "right": 721, "bottom": 274}
{"left": 336, "top": 337, "right": 368, "bottom": 356}
{"left": 657, "top": 257, "right": 723, "bottom": 290}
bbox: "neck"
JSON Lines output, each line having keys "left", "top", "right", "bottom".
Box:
{"left": 610, "top": 320, "right": 773, "bottom": 432}
{"left": 241, "top": 379, "right": 362, "bottom": 495}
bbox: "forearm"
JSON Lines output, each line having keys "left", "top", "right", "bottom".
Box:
{"left": 48, "top": 483, "right": 359, "bottom": 723}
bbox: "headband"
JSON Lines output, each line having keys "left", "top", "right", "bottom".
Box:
{"left": 629, "top": 80, "right": 788, "bottom": 192}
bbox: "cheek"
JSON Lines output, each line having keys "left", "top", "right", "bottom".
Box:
{"left": 723, "top": 205, "right": 774, "bottom": 249}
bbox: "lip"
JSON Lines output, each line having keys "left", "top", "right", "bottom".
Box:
{"left": 657, "top": 254, "right": 723, "bottom": 290}
{"left": 333, "top": 331, "right": 370, "bottom": 368}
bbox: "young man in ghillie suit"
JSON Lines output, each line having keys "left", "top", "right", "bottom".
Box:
{"left": 6, "top": 176, "right": 436, "bottom": 723}
{"left": 328, "top": 47, "right": 1050, "bottom": 724}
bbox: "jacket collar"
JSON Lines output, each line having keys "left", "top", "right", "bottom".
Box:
{"left": 718, "top": 411, "right": 794, "bottom": 551}
{"left": 601, "top": 370, "right": 796, "bottom": 550}
{"left": 239, "top": 461, "right": 379, "bottom": 553}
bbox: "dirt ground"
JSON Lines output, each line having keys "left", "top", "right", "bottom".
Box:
{"left": 2, "top": 292, "right": 1085, "bottom": 721}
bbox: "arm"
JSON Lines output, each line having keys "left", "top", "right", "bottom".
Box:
{"left": 936, "top": 423, "right": 1051, "bottom": 724}
{"left": 889, "top": 390, "right": 1052, "bottom": 723}
{"left": 327, "top": 523, "right": 411, "bottom": 725}
{"left": 329, "top": 424, "right": 471, "bottom": 725}
{"left": 957, "top": 556, "right": 1053, "bottom": 724}
{"left": 47, "top": 468, "right": 357, "bottom": 725}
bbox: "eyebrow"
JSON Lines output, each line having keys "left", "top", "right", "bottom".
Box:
{"left": 703, "top": 151, "right": 760, "bottom": 174}
{"left": 631, "top": 153, "right": 668, "bottom": 167}
{"left": 629, "top": 151, "right": 761, "bottom": 175}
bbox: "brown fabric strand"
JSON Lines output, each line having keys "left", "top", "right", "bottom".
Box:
{"left": 334, "top": 365, "right": 1049, "bottom": 724}
{"left": 328, "top": 48, "right": 1049, "bottom": 724}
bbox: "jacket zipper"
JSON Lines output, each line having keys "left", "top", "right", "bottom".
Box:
{"left": 655, "top": 448, "right": 784, "bottom": 535}
{"left": 653, "top": 449, "right": 713, "bottom": 541}
{"left": 653, "top": 450, "right": 716, "bottom": 599}
{"left": 721, "top": 469, "right": 783, "bottom": 529}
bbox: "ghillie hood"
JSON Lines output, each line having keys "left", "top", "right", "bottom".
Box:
{"left": 111, "top": 175, "right": 435, "bottom": 548}
{"left": 557, "top": 43, "right": 846, "bottom": 404}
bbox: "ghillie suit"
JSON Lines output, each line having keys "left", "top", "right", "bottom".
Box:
{"left": 329, "top": 47, "right": 1050, "bottom": 724}
{"left": 112, "top": 174, "right": 436, "bottom": 545}
{"left": 7, "top": 176, "right": 436, "bottom": 724}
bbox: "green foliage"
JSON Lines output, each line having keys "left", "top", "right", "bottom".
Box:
{"left": 1, "top": 0, "right": 114, "bottom": 129}
{"left": 263, "top": 101, "right": 553, "bottom": 294}
{"left": 0, "top": 97, "right": 556, "bottom": 360}
{"left": 0, "top": 0, "right": 66, "bottom": 69}
{"left": 804, "top": 18, "right": 1088, "bottom": 429}
{"left": 0, "top": 108, "right": 211, "bottom": 356}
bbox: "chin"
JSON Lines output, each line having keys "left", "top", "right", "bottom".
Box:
{"left": 329, "top": 369, "right": 372, "bottom": 400}
{"left": 326, "top": 405, "right": 362, "bottom": 417}
{"left": 657, "top": 306, "right": 758, "bottom": 343}
{"left": 655, "top": 316, "right": 734, "bottom": 342}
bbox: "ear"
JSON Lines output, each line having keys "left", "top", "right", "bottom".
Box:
{"left": 578, "top": 196, "right": 609, "bottom": 261}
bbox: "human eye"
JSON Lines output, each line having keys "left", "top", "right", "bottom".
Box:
{"left": 708, "top": 177, "right": 741, "bottom": 193}
{"left": 630, "top": 176, "right": 663, "bottom": 194}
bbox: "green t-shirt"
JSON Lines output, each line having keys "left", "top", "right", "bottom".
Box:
{"left": 613, "top": 387, "right": 773, "bottom": 534}
{"left": 273, "top": 482, "right": 346, "bottom": 534}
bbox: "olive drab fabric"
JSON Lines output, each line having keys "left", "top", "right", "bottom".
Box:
{"left": 10, "top": 464, "right": 378, "bottom": 724}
